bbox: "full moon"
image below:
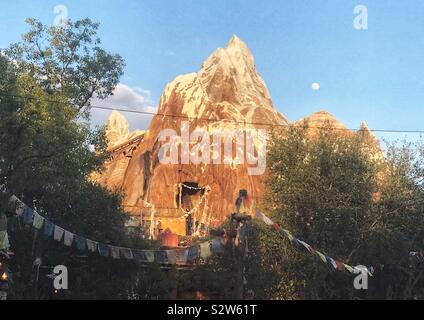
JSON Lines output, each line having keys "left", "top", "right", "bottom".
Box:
{"left": 312, "top": 82, "right": 320, "bottom": 91}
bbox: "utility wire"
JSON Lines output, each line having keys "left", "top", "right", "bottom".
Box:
{"left": 1, "top": 91, "right": 424, "bottom": 134}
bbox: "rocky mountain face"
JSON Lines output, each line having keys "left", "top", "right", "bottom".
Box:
{"left": 295, "top": 111, "right": 348, "bottom": 132}
{"left": 96, "top": 35, "right": 286, "bottom": 233}
{"left": 95, "top": 36, "right": 380, "bottom": 235}
{"left": 294, "top": 111, "right": 382, "bottom": 153}
{"left": 105, "top": 110, "right": 145, "bottom": 149}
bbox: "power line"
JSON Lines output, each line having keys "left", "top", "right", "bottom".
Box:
{"left": 2, "top": 91, "right": 424, "bottom": 134}
{"left": 93, "top": 104, "right": 424, "bottom": 134}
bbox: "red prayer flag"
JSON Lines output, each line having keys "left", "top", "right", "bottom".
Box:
{"left": 335, "top": 260, "right": 345, "bottom": 271}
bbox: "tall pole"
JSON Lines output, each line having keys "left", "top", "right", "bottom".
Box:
{"left": 234, "top": 219, "right": 244, "bottom": 300}
{"left": 229, "top": 216, "right": 250, "bottom": 300}
{"left": 231, "top": 190, "right": 251, "bottom": 300}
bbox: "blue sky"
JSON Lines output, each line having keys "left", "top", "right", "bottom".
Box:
{"left": 1, "top": 0, "right": 424, "bottom": 142}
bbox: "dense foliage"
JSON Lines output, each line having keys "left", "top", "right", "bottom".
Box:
{"left": 244, "top": 124, "right": 424, "bottom": 299}
{"left": 0, "top": 19, "right": 174, "bottom": 300}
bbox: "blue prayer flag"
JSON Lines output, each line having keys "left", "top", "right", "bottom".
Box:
{"left": 22, "top": 207, "right": 34, "bottom": 225}
{"left": 75, "top": 235, "right": 86, "bottom": 251}
{"left": 43, "top": 220, "right": 55, "bottom": 237}
{"left": 98, "top": 243, "right": 110, "bottom": 257}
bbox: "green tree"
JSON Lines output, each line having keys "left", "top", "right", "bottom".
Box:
{"left": 5, "top": 18, "right": 124, "bottom": 113}
{"left": 248, "top": 124, "right": 379, "bottom": 299}
{"left": 0, "top": 52, "right": 132, "bottom": 299}
{"left": 363, "top": 141, "right": 424, "bottom": 299}
{"left": 133, "top": 264, "right": 177, "bottom": 300}
{"left": 249, "top": 123, "right": 424, "bottom": 299}
{"left": 0, "top": 19, "right": 170, "bottom": 299}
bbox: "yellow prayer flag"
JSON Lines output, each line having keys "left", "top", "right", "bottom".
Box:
{"left": 316, "top": 251, "right": 327, "bottom": 263}
{"left": 344, "top": 264, "right": 354, "bottom": 273}
{"left": 283, "top": 229, "right": 294, "bottom": 241}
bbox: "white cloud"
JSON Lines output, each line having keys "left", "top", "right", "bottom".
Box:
{"left": 90, "top": 83, "right": 158, "bottom": 130}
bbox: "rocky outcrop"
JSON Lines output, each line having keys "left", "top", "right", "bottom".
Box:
{"left": 295, "top": 111, "right": 381, "bottom": 149}
{"left": 105, "top": 110, "right": 144, "bottom": 149}
{"left": 95, "top": 36, "right": 381, "bottom": 235}
{"left": 294, "top": 110, "right": 350, "bottom": 137}
{"left": 95, "top": 36, "right": 287, "bottom": 233}
{"left": 93, "top": 111, "right": 145, "bottom": 191}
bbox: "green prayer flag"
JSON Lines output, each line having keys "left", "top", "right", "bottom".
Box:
{"left": 144, "top": 250, "right": 155, "bottom": 262}
{"left": 0, "top": 231, "right": 10, "bottom": 251}
{"left": 86, "top": 239, "right": 98, "bottom": 252}
{"left": 32, "top": 212, "right": 45, "bottom": 230}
